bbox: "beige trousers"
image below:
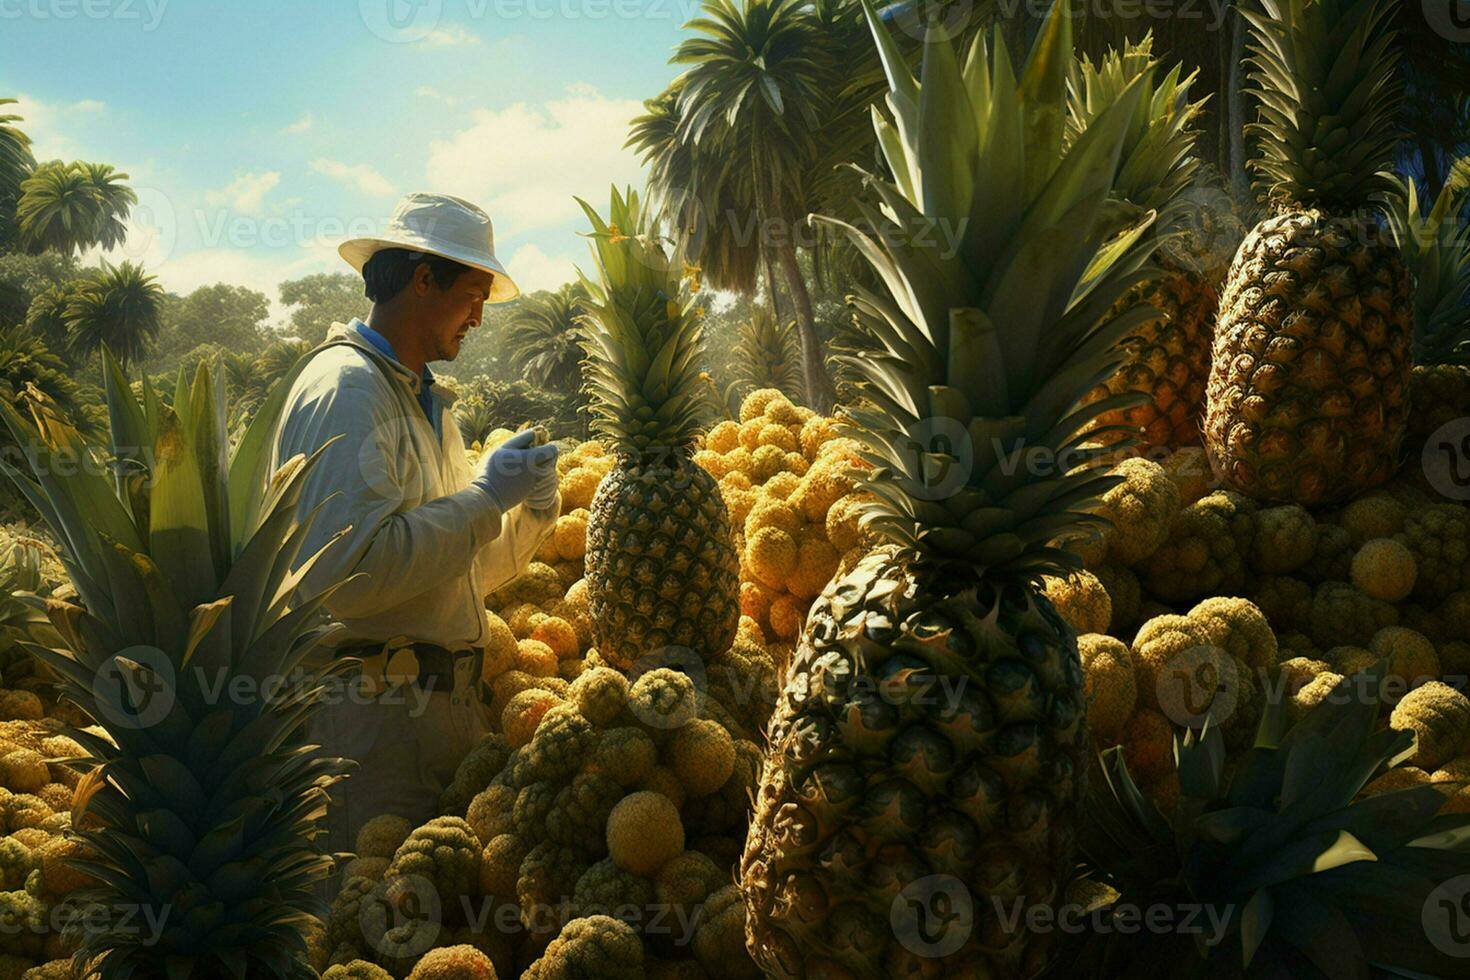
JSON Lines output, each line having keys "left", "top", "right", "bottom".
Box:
{"left": 315, "top": 655, "right": 489, "bottom": 857}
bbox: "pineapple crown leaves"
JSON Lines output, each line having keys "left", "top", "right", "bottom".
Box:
{"left": 0, "top": 347, "right": 354, "bottom": 974}
{"left": 1242, "top": 0, "right": 1404, "bottom": 211}
{"left": 1066, "top": 33, "right": 1210, "bottom": 222}
{"left": 1078, "top": 663, "right": 1470, "bottom": 979}
{"left": 732, "top": 307, "right": 803, "bottom": 400}
{"left": 574, "top": 185, "right": 710, "bottom": 455}
{"left": 1381, "top": 157, "right": 1470, "bottom": 364}
{"left": 817, "top": 0, "right": 1160, "bottom": 578}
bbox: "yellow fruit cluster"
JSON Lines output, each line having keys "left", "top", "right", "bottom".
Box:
{"left": 1084, "top": 591, "right": 1469, "bottom": 816}
{"left": 693, "top": 389, "right": 872, "bottom": 652}
{"left": 481, "top": 389, "right": 872, "bottom": 702}
{"left": 0, "top": 706, "right": 103, "bottom": 975}
{"left": 555, "top": 440, "right": 616, "bottom": 512}
{"left": 1060, "top": 446, "right": 1470, "bottom": 728}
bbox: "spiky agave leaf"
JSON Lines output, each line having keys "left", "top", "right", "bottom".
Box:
{"left": 1, "top": 348, "right": 349, "bottom": 979}
{"left": 814, "top": 1, "right": 1161, "bottom": 581}
{"left": 1070, "top": 664, "right": 1470, "bottom": 979}
{"left": 574, "top": 185, "right": 709, "bottom": 456}
{"left": 1382, "top": 157, "right": 1470, "bottom": 364}
{"left": 1066, "top": 32, "right": 1209, "bottom": 223}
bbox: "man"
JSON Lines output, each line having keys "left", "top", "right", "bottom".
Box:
{"left": 271, "top": 192, "right": 559, "bottom": 852}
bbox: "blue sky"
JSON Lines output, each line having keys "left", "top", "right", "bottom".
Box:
{"left": 1, "top": 0, "right": 698, "bottom": 324}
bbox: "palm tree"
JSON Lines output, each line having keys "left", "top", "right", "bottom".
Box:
{"left": 255, "top": 337, "right": 312, "bottom": 388}
{"left": 667, "top": 0, "right": 836, "bottom": 410}
{"left": 24, "top": 283, "right": 75, "bottom": 353}
{"left": 627, "top": 86, "right": 698, "bottom": 257}
{"left": 0, "top": 98, "right": 36, "bottom": 253}
{"left": 16, "top": 159, "right": 136, "bottom": 256}
{"left": 629, "top": 82, "right": 775, "bottom": 307}
{"left": 0, "top": 323, "right": 88, "bottom": 426}
{"left": 76, "top": 161, "right": 136, "bottom": 251}
{"left": 64, "top": 260, "right": 163, "bottom": 368}
{"left": 504, "top": 281, "right": 588, "bottom": 392}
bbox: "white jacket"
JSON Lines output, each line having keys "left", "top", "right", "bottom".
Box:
{"left": 271, "top": 322, "right": 557, "bottom": 648}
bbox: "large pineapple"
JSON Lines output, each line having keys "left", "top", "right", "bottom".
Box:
{"left": 1385, "top": 157, "right": 1470, "bottom": 469}
{"left": 0, "top": 352, "right": 347, "bottom": 976}
{"left": 740, "top": 4, "right": 1161, "bottom": 977}
{"left": 1072, "top": 36, "right": 1221, "bottom": 450}
{"left": 1203, "top": 0, "right": 1412, "bottom": 504}
{"left": 576, "top": 186, "right": 740, "bottom": 669}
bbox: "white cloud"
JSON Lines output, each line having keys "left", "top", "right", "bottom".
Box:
{"left": 4, "top": 93, "right": 104, "bottom": 159}
{"left": 204, "top": 171, "right": 281, "bottom": 216}
{"left": 417, "top": 25, "right": 480, "bottom": 48}
{"left": 282, "top": 112, "right": 314, "bottom": 135}
{"left": 309, "top": 158, "right": 395, "bottom": 197}
{"left": 415, "top": 85, "right": 457, "bottom": 106}
{"left": 502, "top": 243, "right": 580, "bottom": 294}
{"left": 423, "top": 83, "right": 646, "bottom": 237}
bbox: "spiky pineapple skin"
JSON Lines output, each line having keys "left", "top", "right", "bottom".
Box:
{"left": 1203, "top": 210, "right": 1414, "bottom": 504}
{"left": 740, "top": 547, "right": 1087, "bottom": 979}
{"left": 1084, "top": 259, "right": 1217, "bottom": 449}
{"left": 585, "top": 453, "right": 740, "bottom": 669}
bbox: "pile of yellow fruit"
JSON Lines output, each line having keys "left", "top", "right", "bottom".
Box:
{"left": 467, "top": 388, "right": 872, "bottom": 681}
{"left": 1047, "top": 448, "right": 1470, "bottom": 816}
{"left": 0, "top": 696, "right": 104, "bottom": 980}
{"left": 317, "top": 389, "right": 869, "bottom": 976}
{"left": 0, "top": 530, "right": 100, "bottom": 980}
{"left": 693, "top": 389, "right": 872, "bottom": 659}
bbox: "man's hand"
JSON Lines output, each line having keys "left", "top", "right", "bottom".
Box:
{"left": 473, "top": 429, "right": 559, "bottom": 513}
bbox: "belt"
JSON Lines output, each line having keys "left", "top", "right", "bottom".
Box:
{"left": 338, "top": 642, "right": 484, "bottom": 694}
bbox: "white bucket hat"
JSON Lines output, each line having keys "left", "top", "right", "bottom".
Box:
{"left": 338, "top": 192, "right": 520, "bottom": 303}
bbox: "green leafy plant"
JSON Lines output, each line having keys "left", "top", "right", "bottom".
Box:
{"left": 0, "top": 348, "right": 351, "bottom": 977}
{"left": 1071, "top": 664, "right": 1470, "bottom": 979}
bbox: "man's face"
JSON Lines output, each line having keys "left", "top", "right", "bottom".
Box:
{"left": 412, "top": 265, "right": 497, "bottom": 362}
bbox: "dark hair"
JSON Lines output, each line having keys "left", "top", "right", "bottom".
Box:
{"left": 362, "top": 248, "right": 474, "bottom": 303}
